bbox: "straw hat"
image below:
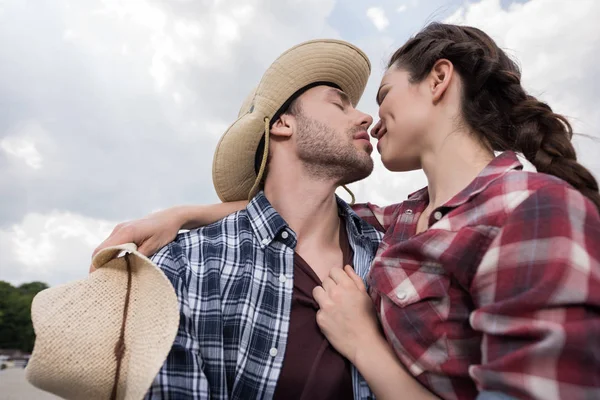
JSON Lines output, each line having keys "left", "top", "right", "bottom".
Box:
{"left": 212, "top": 39, "right": 371, "bottom": 202}
{"left": 26, "top": 243, "right": 179, "bottom": 400}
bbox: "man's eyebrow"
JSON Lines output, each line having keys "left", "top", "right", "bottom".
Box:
{"left": 327, "top": 87, "right": 351, "bottom": 105}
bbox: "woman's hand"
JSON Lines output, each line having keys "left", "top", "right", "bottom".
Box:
{"left": 312, "top": 265, "right": 381, "bottom": 364}
{"left": 314, "top": 266, "right": 439, "bottom": 400}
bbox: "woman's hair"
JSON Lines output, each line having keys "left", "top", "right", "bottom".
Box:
{"left": 389, "top": 22, "right": 600, "bottom": 211}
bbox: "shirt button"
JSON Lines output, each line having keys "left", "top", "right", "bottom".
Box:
{"left": 433, "top": 211, "right": 443, "bottom": 221}
{"left": 261, "top": 238, "right": 269, "bottom": 246}
{"left": 269, "top": 348, "right": 278, "bottom": 357}
{"left": 279, "top": 274, "right": 287, "bottom": 283}
{"left": 396, "top": 291, "right": 407, "bottom": 301}
{"left": 405, "top": 209, "right": 413, "bottom": 215}
{"left": 281, "top": 231, "right": 289, "bottom": 239}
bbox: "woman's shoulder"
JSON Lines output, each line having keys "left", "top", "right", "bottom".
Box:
{"left": 491, "top": 169, "right": 599, "bottom": 219}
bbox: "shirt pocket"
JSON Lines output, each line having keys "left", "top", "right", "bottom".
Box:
{"left": 375, "top": 260, "right": 452, "bottom": 375}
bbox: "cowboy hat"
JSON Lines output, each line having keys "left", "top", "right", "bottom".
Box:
{"left": 212, "top": 39, "right": 371, "bottom": 202}
{"left": 26, "top": 243, "right": 179, "bottom": 400}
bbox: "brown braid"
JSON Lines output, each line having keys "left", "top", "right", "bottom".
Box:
{"left": 388, "top": 22, "right": 600, "bottom": 211}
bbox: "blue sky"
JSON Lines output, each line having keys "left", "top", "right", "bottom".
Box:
{"left": 1, "top": 0, "right": 599, "bottom": 286}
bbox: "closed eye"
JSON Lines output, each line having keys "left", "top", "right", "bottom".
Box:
{"left": 376, "top": 84, "right": 389, "bottom": 106}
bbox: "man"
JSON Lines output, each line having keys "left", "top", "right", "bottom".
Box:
{"left": 143, "top": 39, "right": 383, "bottom": 399}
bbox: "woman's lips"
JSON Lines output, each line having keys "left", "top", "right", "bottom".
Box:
{"left": 376, "top": 128, "right": 387, "bottom": 153}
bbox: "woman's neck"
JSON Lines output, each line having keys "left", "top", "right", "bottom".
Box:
{"left": 421, "top": 131, "right": 494, "bottom": 209}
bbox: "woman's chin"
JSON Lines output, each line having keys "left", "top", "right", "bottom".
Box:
{"left": 381, "top": 154, "right": 421, "bottom": 172}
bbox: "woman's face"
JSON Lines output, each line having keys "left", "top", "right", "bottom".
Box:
{"left": 371, "top": 67, "right": 434, "bottom": 172}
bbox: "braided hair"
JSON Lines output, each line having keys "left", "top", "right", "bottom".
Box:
{"left": 389, "top": 22, "right": 600, "bottom": 211}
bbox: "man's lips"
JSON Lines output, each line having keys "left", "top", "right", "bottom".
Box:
{"left": 353, "top": 131, "right": 370, "bottom": 142}
{"left": 353, "top": 131, "right": 373, "bottom": 153}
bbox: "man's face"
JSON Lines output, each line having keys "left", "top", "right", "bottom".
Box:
{"left": 291, "top": 85, "right": 374, "bottom": 185}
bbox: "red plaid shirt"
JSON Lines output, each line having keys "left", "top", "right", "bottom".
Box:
{"left": 353, "top": 152, "right": 600, "bottom": 400}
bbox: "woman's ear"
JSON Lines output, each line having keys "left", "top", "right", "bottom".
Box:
{"left": 270, "top": 114, "right": 294, "bottom": 138}
{"left": 429, "top": 59, "right": 453, "bottom": 103}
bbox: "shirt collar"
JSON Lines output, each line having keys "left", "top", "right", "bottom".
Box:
{"left": 246, "top": 191, "right": 289, "bottom": 248}
{"left": 406, "top": 151, "right": 525, "bottom": 208}
{"left": 246, "top": 191, "right": 366, "bottom": 247}
{"left": 335, "top": 195, "right": 367, "bottom": 237}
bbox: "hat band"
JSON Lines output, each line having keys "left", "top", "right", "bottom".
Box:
{"left": 110, "top": 253, "right": 133, "bottom": 400}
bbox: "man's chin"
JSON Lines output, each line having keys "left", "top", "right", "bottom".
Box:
{"left": 338, "top": 161, "right": 374, "bottom": 186}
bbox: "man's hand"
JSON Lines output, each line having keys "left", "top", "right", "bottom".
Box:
{"left": 90, "top": 209, "right": 184, "bottom": 272}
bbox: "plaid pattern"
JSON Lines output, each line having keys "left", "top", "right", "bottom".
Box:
{"left": 145, "top": 191, "right": 382, "bottom": 400}
{"left": 354, "top": 152, "right": 600, "bottom": 400}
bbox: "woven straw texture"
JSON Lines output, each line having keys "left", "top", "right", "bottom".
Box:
{"left": 25, "top": 244, "right": 179, "bottom": 400}
{"left": 212, "top": 39, "right": 371, "bottom": 202}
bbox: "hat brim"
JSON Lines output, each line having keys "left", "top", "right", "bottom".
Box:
{"left": 212, "top": 39, "right": 371, "bottom": 202}
{"left": 26, "top": 244, "right": 179, "bottom": 400}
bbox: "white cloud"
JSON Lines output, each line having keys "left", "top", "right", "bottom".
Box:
{"left": 0, "top": 211, "right": 115, "bottom": 286}
{"left": 0, "top": 0, "right": 340, "bottom": 229}
{"left": 0, "top": 121, "right": 50, "bottom": 169}
{"left": 367, "top": 7, "right": 390, "bottom": 31}
{"left": 397, "top": 5, "right": 408, "bottom": 13}
{"left": 1, "top": 136, "right": 42, "bottom": 169}
{"left": 2, "top": 0, "right": 600, "bottom": 287}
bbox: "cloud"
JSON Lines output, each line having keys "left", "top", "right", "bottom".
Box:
{"left": 0, "top": 0, "right": 339, "bottom": 285}
{"left": 367, "top": 7, "right": 390, "bottom": 31}
{"left": 1, "top": 131, "right": 43, "bottom": 170}
{"left": 2, "top": 0, "right": 600, "bottom": 286}
{"left": 0, "top": 211, "right": 114, "bottom": 286}
{"left": 0, "top": 0, "right": 338, "bottom": 228}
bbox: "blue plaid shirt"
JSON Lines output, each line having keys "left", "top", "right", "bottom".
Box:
{"left": 145, "top": 191, "right": 383, "bottom": 399}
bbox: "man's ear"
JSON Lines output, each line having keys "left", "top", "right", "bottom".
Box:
{"left": 270, "top": 113, "right": 294, "bottom": 138}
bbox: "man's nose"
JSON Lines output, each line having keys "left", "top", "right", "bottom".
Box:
{"left": 356, "top": 110, "right": 373, "bottom": 129}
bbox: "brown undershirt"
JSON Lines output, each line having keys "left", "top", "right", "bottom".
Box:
{"left": 273, "top": 218, "right": 355, "bottom": 400}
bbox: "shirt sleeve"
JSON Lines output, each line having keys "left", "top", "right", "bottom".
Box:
{"left": 145, "top": 243, "right": 210, "bottom": 399}
{"left": 351, "top": 202, "right": 401, "bottom": 233}
{"left": 470, "top": 183, "right": 600, "bottom": 399}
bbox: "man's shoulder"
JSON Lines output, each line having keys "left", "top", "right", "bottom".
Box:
{"left": 151, "top": 209, "right": 254, "bottom": 269}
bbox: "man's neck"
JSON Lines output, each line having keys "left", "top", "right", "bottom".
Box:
{"left": 264, "top": 176, "right": 341, "bottom": 248}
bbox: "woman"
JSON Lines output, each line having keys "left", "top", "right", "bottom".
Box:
{"left": 96, "top": 23, "right": 600, "bottom": 399}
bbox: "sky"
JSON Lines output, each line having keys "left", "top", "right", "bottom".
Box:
{"left": 1, "top": 0, "right": 599, "bottom": 286}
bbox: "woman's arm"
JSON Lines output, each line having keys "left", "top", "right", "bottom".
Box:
{"left": 175, "top": 201, "right": 248, "bottom": 229}
{"left": 313, "top": 266, "right": 438, "bottom": 400}
{"left": 352, "top": 328, "right": 437, "bottom": 399}
{"left": 91, "top": 201, "right": 248, "bottom": 264}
